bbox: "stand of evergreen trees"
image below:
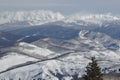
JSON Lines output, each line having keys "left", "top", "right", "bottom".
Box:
{"left": 74, "top": 57, "right": 103, "bottom": 80}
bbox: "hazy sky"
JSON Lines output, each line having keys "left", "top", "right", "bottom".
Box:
{"left": 0, "top": 0, "right": 120, "bottom": 14}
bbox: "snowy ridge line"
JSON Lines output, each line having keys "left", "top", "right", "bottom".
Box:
{"left": 0, "top": 51, "right": 75, "bottom": 74}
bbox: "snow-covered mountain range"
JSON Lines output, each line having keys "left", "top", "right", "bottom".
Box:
{"left": 0, "top": 10, "right": 120, "bottom": 29}
{"left": 0, "top": 10, "right": 120, "bottom": 80}
{"left": 0, "top": 10, "right": 64, "bottom": 25}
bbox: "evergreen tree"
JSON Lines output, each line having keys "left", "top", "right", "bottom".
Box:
{"left": 83, "top": 57, "right": 103, "bottom": 80}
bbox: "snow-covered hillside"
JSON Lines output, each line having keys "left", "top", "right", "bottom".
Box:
{"left": 0, "top": 32, "right": 120, "bottom": 80}
{"left": 0, "top": 52, "right": 37, "bottom": 72}
{"left": 0, "top": 10, "right": 120, "bottom": 80}
{"left": 0, "top": 42, "right": 55, "bottom": 72}
{"left": 16, "top": 42, "right": 54, "bottom": 57}
{"left": 0, "top": 30, "right": 120, "bottom": 80}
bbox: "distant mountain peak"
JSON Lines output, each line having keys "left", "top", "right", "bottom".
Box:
{"left": 63, "top": 13, "right": 120, "bottom": 26}
{"left": 0, "top": 10, "right": 64, "bottom": 25}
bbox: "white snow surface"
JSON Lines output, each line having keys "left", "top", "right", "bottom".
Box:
{"left": 0, "top": 52, "right": 37, "bottom": 72}
{"left": 17, "top": 42, "right": 54, "bottom": 56}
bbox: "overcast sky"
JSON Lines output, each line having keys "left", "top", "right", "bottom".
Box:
{"left": 0, "top": 0, "right": 120, "bottom": 14}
